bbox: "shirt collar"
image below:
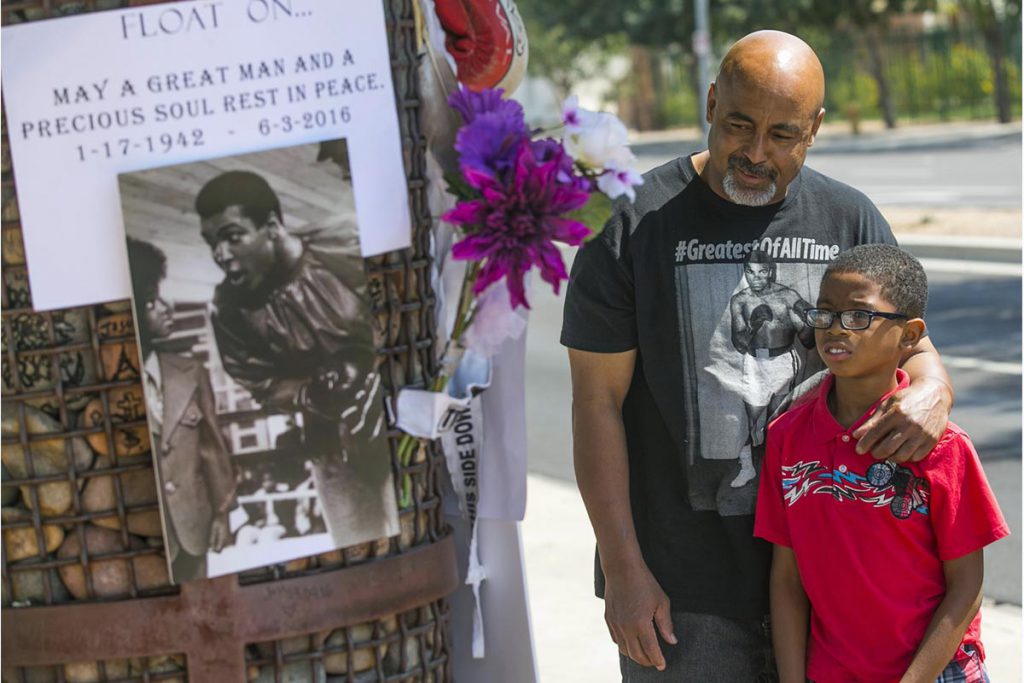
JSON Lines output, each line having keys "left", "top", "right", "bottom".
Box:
{"left": 811, "top": 368, "right": 910, "bottom": 443}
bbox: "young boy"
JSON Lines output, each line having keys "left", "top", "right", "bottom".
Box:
{"left": 127, "top": 237, "right": 237, "bottom": 582}
{"left": 754, "top": 244, "right": 1008, "bottom": 683}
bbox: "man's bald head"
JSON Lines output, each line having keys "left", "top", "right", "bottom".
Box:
{"left": 697, "top": 31, "right": 827, "bottom": 206}
{"left": 717, "top": 31, "right": 825, "bottom": 119}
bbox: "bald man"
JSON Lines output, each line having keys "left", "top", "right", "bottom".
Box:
{"left": 562, "top": 31, "right": 953, "bottom": 679}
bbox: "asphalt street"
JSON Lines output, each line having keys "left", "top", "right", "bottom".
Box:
{"left": 925, "top": 271, "right": 1021, "bottom": 604}
{"left": 525, "top": 256, "right": 1022, "bottom": 605}
{"left": 807, "top": 139, "right": 1022, "bottom": 208}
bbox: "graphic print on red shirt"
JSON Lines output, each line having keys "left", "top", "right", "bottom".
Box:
{"left": 780, "top": 458, "right": 930, "bottom": 521}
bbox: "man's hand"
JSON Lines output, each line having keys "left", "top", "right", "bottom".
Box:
{"left": 603, "top": 563, "right": 677, "bottom": 671}
{"left": 852, "top": 378, "right": 952, "bottom": 462}
{"left": 208, "top": 513, "right": 232, "bottom": 553}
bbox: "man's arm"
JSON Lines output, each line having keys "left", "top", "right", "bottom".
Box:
{"left": 730, "top": 296, "right": 751, "bottom": 354}
{"left": 853, "top": 336, "right": 954, "bottom": 462}
{"left": 770, "top": 544, "right": 809, "bottom": 683}
{"left": 790, "top": 296, "right": 815, "bottom": 349}
{"left": 568, "top": 348, "right": 677, "bottom": 671}
{"left": 900, "top": 551, "right": 984, "bottom": 683}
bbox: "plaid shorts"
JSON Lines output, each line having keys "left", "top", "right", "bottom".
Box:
{"left": 935, "top": 644, "right": 990, "bottom": 683}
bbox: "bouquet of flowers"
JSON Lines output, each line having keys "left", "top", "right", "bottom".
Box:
{"left": 396, "top": 86, "right": 643, "bottom": 504}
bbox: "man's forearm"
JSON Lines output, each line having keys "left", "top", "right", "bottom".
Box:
{"left": 568, "top": 348, "right": 674, "bottom": 669}
{"left": 900, "top": 340, "right": 954, "bottom": 407}
{"left": 573, "top": 397, "right": 644, "bottom": 577}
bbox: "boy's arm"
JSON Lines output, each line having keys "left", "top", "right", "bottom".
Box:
{"left": 854, "top": 336, "right": 953, "bottom": 462}
{"left": 900, "top": 550, "right": 984, "bottom": 683}
{"left": 770, "top": 544, "right": 809, "bottom": 683}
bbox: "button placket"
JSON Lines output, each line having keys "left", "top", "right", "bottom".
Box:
{"left": 832, "top": 435, "right": 849, "bottom": 500}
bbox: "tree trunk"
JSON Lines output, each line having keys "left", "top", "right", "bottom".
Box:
{"left": 863, "top": 27, "right": 897, "bottom": 129}
{"left": 983, "top": 23, "right": 1012, "bottom": 123}
{"left": 689, "top": 56, "right": 705, "bottom": 132}
{"left": 631, "top": 45, "right": 657, "bottom": 131}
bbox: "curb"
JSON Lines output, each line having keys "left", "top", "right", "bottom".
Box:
{"left": 897, "top": 234, "right": 1022, "bottom": 265}
{"left": 811, "top": 127, "right": 1021, "bottom": 154}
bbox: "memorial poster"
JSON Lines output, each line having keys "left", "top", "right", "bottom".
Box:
{"left": 1, "top": 0, "right": 411, "bottom": 310}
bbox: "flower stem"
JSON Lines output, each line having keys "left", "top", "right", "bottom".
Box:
{"left": 396, "top": 261, "right": 481, "bottom": 508}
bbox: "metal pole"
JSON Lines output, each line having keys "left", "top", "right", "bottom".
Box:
{"left": 693, "top": 0, "right": 712, "bottom": 138}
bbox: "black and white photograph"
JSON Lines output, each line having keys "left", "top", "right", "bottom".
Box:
{"left": 118, "top": 140, "right": 399, "bottom": 583}
{"left": 675, "top": 243, "right": 833, "bottom": 516}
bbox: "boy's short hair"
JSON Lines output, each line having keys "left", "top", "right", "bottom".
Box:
{"left": 195, "top": 170, "right": 283, "bottom": 227}
{"left": 126, "top": 237, "right": 166, "bottom": 303}
{"left": 824, "top": 244, "right": 928, "bottom": 318}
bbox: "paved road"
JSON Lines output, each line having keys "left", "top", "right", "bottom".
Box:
{"left": 525, "top": 263, "right": 1022, "bottom": 604}
{"left": 924, "top": 271, "right": 1021, "bottom": 605}
{"left": 634, "top": 136, "right": 1022, "bottom": 208}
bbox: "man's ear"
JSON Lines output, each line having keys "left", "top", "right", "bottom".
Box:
{"left": 901, "top": 318, "right": 927, "bottom": 348}
{"left": 263, "top": 213, "right": 283, "bottom": 237}
{"left": 706, "top": 82, "right": 717, "bottom": 124}
{"left": 808, "top": 108, "right": 825, "bottom": 146}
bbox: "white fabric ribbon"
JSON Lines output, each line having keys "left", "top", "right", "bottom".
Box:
{"left": 465, "top": 516, "right": 487, "bottom": 658}
{"left": 440, "top": 394, "right": 488, "bottom": 658}
{"left": 395, "top": 351, "right": 492, "bottom": 657}
{"left": 394, "top": 349, "right": 492, "bottom": 440}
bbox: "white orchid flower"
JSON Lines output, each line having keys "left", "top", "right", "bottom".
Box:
{"left": 598, "top": 159, "right": 643, "bottom": 201}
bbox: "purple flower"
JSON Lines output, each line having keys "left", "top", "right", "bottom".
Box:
{"left": 449, "top": 86, "right": 528, "bottom": 133}
{"left": 456, "top": 112, "right": 527, "bottom": 184}
{"left": 443, "top": 140, "right": 592, "bottom": 309}
{"left": 531, "top": 137, "right": 594, "bottom": 194}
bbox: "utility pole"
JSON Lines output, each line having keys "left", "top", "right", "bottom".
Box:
{"left": 693, "top": 0, "right": 711, "bottom": 137}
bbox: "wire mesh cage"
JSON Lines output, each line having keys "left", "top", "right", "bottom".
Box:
{"left": 1, "top": 1, "right": 456, "bottom": 681}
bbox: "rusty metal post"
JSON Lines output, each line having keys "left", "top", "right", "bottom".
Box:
{"left": 1, "top": 1, "right": 457, "bottom": 680}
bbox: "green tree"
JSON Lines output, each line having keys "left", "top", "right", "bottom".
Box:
{"left": 517, "top": 0, "right": 698, "bottom": 128}
{"left": 804, "top": 0, "right": 939, "bottom": 128}
{"left": 953, "top": 0, "right": 1021, "bottom": 122}
{"left": 523, "top": 17, "right": 627, "bottom": 101}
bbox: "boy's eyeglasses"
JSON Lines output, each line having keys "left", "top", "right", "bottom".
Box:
{"left": 804, "top": 308, "right": 908, "bottom": 331}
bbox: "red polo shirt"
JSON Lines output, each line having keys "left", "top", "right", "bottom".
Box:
{"left": 755, "top": 370, "right": 1009, "bottom": 683}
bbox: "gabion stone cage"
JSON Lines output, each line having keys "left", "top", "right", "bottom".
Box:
{"left": 1, "top": 1, "right": 458, "bottom": 681}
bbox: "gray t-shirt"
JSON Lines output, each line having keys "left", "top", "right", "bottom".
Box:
{"left": 561, "top": 154, "right": 895, "bottom": 620}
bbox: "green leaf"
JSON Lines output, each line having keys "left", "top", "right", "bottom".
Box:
{"left": 444, "top": 171, "right": 480, "bottom": 202}
{"left": 566, "top": 192, "right": 614, "bottom": 241}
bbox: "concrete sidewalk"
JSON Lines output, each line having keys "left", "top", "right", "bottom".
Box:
{"left": 522, "top": 473, "right": 1023, "bottom": 682}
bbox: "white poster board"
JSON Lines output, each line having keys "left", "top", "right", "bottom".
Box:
{"left": 1, "top": 0, "right": 411, "bottom": 310}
